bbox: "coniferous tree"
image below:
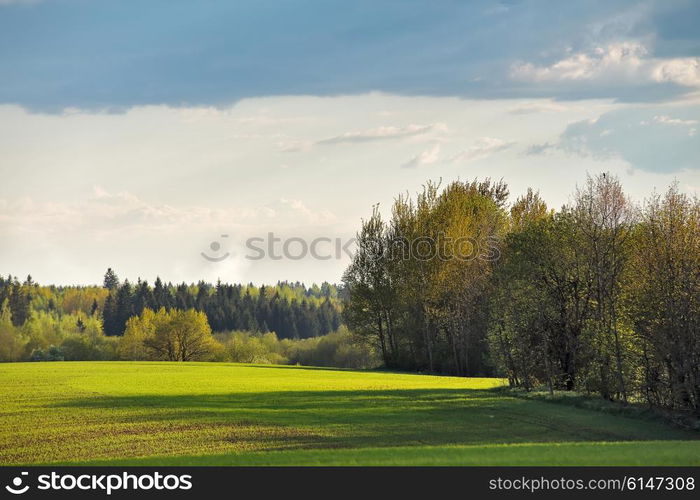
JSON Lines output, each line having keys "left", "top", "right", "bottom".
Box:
{"left": 102, "top": 294, "right": 119, "bottom": 335}
{"left": 113, "top": 280, "right": 134, "bottom": 335}
{"left": 8, "top": 280, "right": 30, "bottom": 327}
{"left": 103, "top": 268, "right": 120, "bottom": 290}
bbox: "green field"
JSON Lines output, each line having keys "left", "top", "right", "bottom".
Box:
{"left": 0, "top": 362, "right": 697, "bottom": 466}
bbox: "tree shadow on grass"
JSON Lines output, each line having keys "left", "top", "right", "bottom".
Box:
{"left": 49, "top": 388, "right": 696, "bottom": 448}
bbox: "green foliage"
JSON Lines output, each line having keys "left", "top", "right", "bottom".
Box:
{"left": 284, "top": 326, "right": 380, "bottom": 368}
{"left": 0, "top": 274, "right": 342, "bottom": 339}
{"left": 0, "top": 289, "right": 370, "bottom": 369}
{"left": 484, "top": 174, "right": 700, "bottom": 414}
{"left": 343, "top": 178, "right": 509, "bottom": 375}
{"left": 98, "top": 277, "right": 342, "bottom": 337}
{"left": 120, "top": 308, "right": 374, "bottom": 366}
{"left": 211, "top": 326, "right": 379, "bottom": 368}
{"left": 344, "top": 174, "right": 700, "bottom": 415}
{"left": 218, "top": 331, "right": 287, "bottom": 364}
{"left": 0, "top": 306, "right": 116, "bottom": 362}
{"left": 0, "top": 299, "right": 26, "bottom": 361}
{"left": 121, "top": 308, "right": 216, "bottom": 361}
{"left": 30, "top": 345, "right": 65, "bottom": 361}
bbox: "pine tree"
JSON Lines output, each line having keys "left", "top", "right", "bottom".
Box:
{"left": 153, "top": 277, "right": 171, "bottom": 310}
{"left": 103, "top": 268, "right": 120, "bottom": 290}
{"left": 8, "top": 280, "right": 30, "bottom": 326}
{"left": 114, "top": 280, "right": 134, "bottom": 335}
{"left": 102, "top": 294, "right": 118, "bottom": 335}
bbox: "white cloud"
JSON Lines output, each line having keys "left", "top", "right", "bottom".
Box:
{"left": 447, "top": 137, "right": 514, "bottom": 164}
{"left": 652, "top": 115, "right": 698, "bottom": 126}
{"left": 401, "top": 144, "right": 441, "bottom": 168}
{"left": 278, "top": 139, "right": 312, "bottom": 152}
{"left": 507, "top": 101, "right": 574, "bottom": 114}
{"left": 651, "top": 58, "right": 700, "bottom": 87}
{"left": 0, "top": 186, "right": 339, "bottom": 239}
{"left": 276, "top": 198, "right": 336, "bottom": 224}
{"left": 511, "top": 42, "right": 700, "bottom": 88}
{"left": 316, "top": 123, "right": 448, "bottom": 145}
{"left": 0, "top": 188, "right": 263, "bottom": 236}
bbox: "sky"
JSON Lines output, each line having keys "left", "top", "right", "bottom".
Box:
{"left": 0, "top": 0, "right": 699, "bottom": 286}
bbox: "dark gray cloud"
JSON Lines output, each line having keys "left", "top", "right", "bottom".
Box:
{"left": 0, "top": 0, "right": 698, "bottom": 112}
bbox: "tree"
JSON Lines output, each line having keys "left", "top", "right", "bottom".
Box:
{"left": 103, "top": 268, "right": 120, "bottom": 291}
{"left": 102, "top": 294, "right": 119, "bottom": 335}
{"left": 143, "top": 309, "right": 216, "bottom": 361}
{"left": 488, "top": 189, "right": 551, "bottom": 390}
{"left": 574, "top": 173, "right": 634, "bottom": 401}
{"left": 343, "top": 204, "right": 397, "bottom": 366}
{"left": 113, "top": 280, "right": 134, "bottom": 335}
{"left": 8, "top": 279, "right": 31, "bottom": 326}
{"left": 0, "top": 299, "right": 26, "bottom": 361}
{"left": 629, "top": 184, "right": 700, "bottom": 413}
{"left": 119, "top": 308, "right": 158, "bottom": 360}
{"left": 343, "top": 179, "right": 508, "bottom": 375}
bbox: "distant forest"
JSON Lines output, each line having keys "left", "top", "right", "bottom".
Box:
{"left": 0, "top": 275, "right": 342, "bottom": 339}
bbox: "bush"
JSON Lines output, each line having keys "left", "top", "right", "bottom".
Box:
{"left": 285, "top": 326, "right": 380, "bottom": 369}
{"left": 213, "top": 326, "right": 380, "bottom": 368}
{"left": 30, "top": 345, "right": 65, "bottom": 361}
{"left": 216, "top": 331, "right": 286, "bottom": 364}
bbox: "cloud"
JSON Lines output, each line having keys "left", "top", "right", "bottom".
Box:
{"left": 447, "top": 137, "right": 514, "bottom": 164}
{"left": 525, "top": 142, "right": 556, "bottom": 156}
{"left": 511, "top": 41, "right": 700, "bottom": 89}
{"left": 651, "top": 115, "right": 698, "bottom": 126}
{"left": 526, "top": 106, "right": 700, "bottom": 173}
{"left": 276, "top": 198, "right": 336, "bottom": 225}
{"left": 0, "top": 187, "right": 260, "bottom": 236}
{"left": 401, "top": 144, "right": 441, "bottom": 169}
{"left": 278, "top": 139, "right": 312, "bottom": 153}
{"left": 651, "top": 58, "right": 700, "bottom": 87}
{"left": 395, "top": 137, "right": 514, "bottom": 167}
{"left": 5, "top": 2, "right": 700, "bottom": 109}
{"left": 315, "top": 123, "right": 447, "bottom": 146}
{"left": 0, "top": 186, "right": 340, "bottom": 238}
{"left": 507, "top": 101, "right": 573, "bottom": 114}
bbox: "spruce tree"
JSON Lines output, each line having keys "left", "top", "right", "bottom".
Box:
{"left": 103, "top": 268, "right": 120, "bottom": 290}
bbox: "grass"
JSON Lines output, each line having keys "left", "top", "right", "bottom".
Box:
{"left": 0, "top": 361, "right": 697, "bottom": 466}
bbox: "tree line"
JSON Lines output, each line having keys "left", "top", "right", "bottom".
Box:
{"left": 102, "top": 274, "right": 341, "bottom": 339}
{"left": 0, "top": 274, "right": 342, "bottom": 340}
{"left": 0, "top": 276, "right": 376, "bottom": 367}
{"left": 342, "top": 174, "right": 699, "bottom": 414}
